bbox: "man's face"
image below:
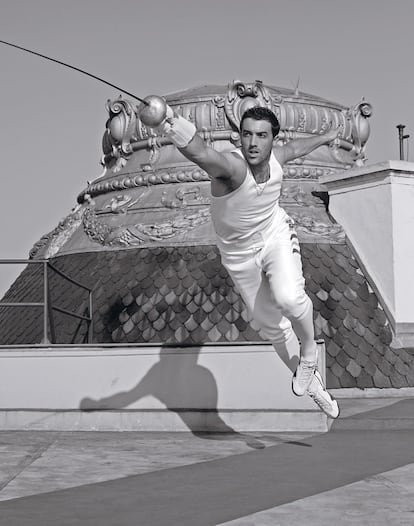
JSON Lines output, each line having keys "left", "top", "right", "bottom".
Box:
{"left": 240, "top": 118, "right": 274, "bottom": 167}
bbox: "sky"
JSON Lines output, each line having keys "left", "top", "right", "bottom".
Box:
{"left": 0, "top": 0, "right": 413, "bottom": 295}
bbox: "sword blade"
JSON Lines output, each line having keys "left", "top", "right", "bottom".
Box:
{"left": 0, "top": 39, "right": 148, "bottom": 105}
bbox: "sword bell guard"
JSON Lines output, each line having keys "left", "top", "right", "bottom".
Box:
{"left": 138, "top": 95, "right": 168, "bottom": 128}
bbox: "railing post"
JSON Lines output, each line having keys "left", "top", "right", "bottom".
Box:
{"left": 88, "top": 290, "right": 94, "bottom": 344}
{"left": 46, "top": 265, "right": 57, "bottom": 344}
{"left": 0, "top": 258, "right": 94, "bottom": 346}
{"left": 41, "top": 261, "right": 51, "bottom": 345}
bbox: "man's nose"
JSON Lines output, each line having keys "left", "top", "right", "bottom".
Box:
{"left": 249, "top": 134, "right": 258, "bottom": 147}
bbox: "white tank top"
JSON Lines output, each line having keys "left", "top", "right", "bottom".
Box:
{"left": 210, "top": 150, "right": 284, "bottom": 253}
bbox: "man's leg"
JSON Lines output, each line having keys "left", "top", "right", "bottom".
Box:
{"left": 221, "top": 250, "right": 299, "bottom": 372}
{"left": 261, "top": 220, "right": 318, "bottom": 395}
{"left": 262, "top": 236, "right": 316, "bottom": 347}
{"left": 251, "top": 273, "right": 300, "bottom": 373}
{"left": 221, "top": 246, "right": 339, "bottom": 418}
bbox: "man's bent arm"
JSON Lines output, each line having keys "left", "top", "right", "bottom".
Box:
{"left": 276, "top": 127, "right": 339, "bottom": 165}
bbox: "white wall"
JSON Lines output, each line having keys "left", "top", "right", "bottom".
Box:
{"left": 321, "top": 161, "right": 414, "bottom": 347}
{"left": 0, "top": 343, "right": 327, "bottom": 432}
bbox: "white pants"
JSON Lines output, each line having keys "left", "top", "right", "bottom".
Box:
{"left": 219, "top": 211, "right": 312, "bottom": 347}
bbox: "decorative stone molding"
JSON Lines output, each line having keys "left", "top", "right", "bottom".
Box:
{"left": 282, "top": 165, "right": 336, "bottom": 180}
{"left": 224, "top": 80, "right": 274, "bottom": 132}
{"left": 82, "top": 204, "right": 211, "bottom": 247}
{"left": 102, "top": 97, "right": 139, "bottom": 171}
{"left": 280, "top": 184, "right": 324, "bottom": 207}
{"left": 289, "top": 212, "right": 345, "bottom": 242}
{"left": 29, "top": 206, "right": 85, "bottom": 259}
{"left": 78, "top": 167, "right": 211, "bottom": 202}
{"left": 161, "top": 186, "right": 210, "bottom": 209}
{"left": 347, "top": 99, "right": 373, "bottom": 165}
{"left": 212, "top": 96, "right": 226, "bottom": 130}
{"left": 79, "top": 164, "right": 342, "bottom": 203}
{"left": 97, "top": 194, "right": 143, "bottom": 215}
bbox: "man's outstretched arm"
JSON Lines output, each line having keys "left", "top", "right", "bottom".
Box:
{"left": 275, "top": 126, "right": 340, "bottom": 165}
{"left": 141, "top": 100, "right": 242, "bottom": 180}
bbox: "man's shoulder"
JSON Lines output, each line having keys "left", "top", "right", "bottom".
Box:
{"left": 209, "top": 149, "right": 247, "bottom": 185}
{"left": 224, "top": 149, "right": 247, "bottom": 172}
{"left": 227, "top": 148, "right": 245, "bottom": 162}
{"left": 229, "top": 148, "right": 243, "bottom": 157}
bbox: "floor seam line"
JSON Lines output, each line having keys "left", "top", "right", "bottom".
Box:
{"left": 0, "top": 432, "right": 61, "bottom": 493}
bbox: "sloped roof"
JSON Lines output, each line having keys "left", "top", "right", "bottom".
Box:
{"left": 1, "top": 243, "right": 413, "bottom": 389}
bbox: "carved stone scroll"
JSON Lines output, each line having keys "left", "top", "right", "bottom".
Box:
{"left": 224, "top": 80, "right": 274, "bottom": 132}
{"left": 102, "top": 97, "right": 140, "bottom": 172}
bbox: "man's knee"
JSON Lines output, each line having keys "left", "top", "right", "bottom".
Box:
{"left": 270, "top": 324, "right": 294, "bottom": 345}
{"left": 276, "top": 290, "right": 311, "bottom": 320}
{"left": 253, "top": 316, "right": 293, "bottom": 344}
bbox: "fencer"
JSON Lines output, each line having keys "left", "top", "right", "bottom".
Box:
{"left": 139, "top": 96, "right": 339, "bottom": 418}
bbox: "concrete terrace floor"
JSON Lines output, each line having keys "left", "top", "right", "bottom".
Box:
{"left": 0, "top": 395, "right": 414, "bottom": 525}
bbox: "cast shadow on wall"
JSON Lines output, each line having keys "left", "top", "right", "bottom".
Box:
{"left": 79, "top": 344, "right": 267, "bottom": 450}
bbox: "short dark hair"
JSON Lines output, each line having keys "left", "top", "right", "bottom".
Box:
{"left": 240, "top": 106, "right": 280, "bottom": 137}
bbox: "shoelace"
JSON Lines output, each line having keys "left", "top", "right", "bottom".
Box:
{"left": 296, "top": 360, "right": 316, "bottom": 385}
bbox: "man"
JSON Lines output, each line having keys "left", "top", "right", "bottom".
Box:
{"left": 140, "top": 100, "right": 339, "bottom": 419}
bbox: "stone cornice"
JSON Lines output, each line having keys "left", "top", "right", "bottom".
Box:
{"left": 320, "top": 160, "right": 414, "bottom": 185}
{"left": 78, "top": 164, "right": 341, "bottom": 203}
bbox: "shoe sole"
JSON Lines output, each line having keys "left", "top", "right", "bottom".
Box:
{"left": 308, "top": 372, "right": 340, "bottom": 419}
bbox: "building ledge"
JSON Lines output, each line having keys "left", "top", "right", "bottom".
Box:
{"left": 320, "top": 160, "right": 414, "bottom": 185}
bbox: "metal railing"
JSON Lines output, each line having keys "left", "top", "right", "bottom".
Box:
{"left": 0, "top": 259, "right": 93, "bottom": 344}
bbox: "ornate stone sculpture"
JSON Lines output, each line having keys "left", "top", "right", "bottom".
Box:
{"left": 29, "top": 80, "right": 371, "bottom": 257}
{"left": 88, "top": 80, "right": 373, "bottom": 194}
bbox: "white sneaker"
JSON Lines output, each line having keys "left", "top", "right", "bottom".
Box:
{"left": 292, "top": 357, "right": 317, "bottom": 396}
{"left": 307, "top": 371, "right": 340, "bottom": 419}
